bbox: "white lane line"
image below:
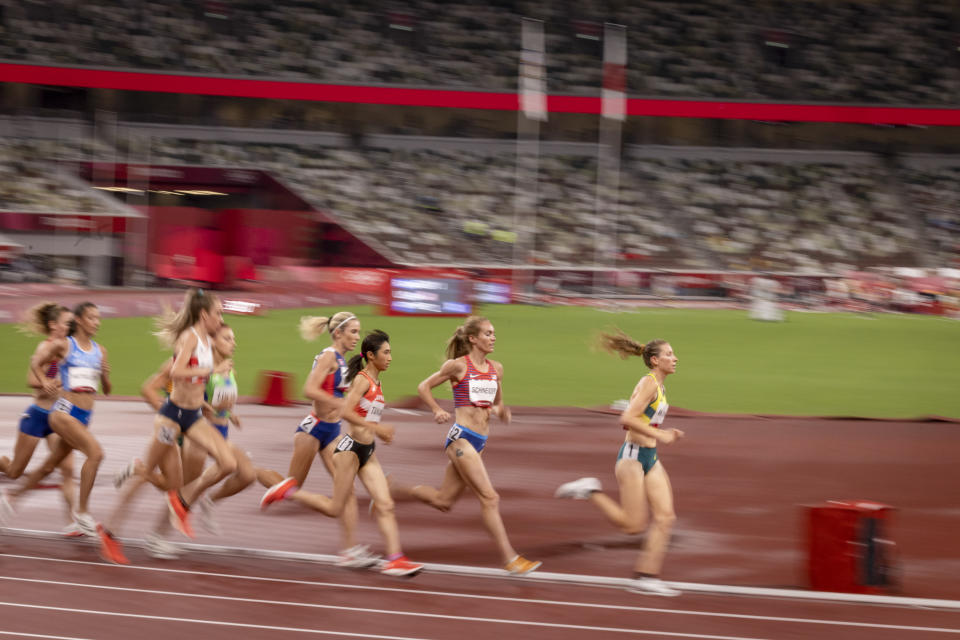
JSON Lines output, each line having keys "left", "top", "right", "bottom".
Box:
{"left": 2, "top": 569, "right": 960, "bottom": 635}
{"left": 6, "top": 527, "right": 960, "bottom": 610}
{"left": 0, "top": 634, "right": 93, "bottom": 640}
{"left": 0, "top": 602, "right": 770, "bottom": 640}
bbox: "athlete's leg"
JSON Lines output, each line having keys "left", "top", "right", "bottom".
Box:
{"left": 402, "top": 459, "right": 467, "bottom": 512}
{"left": 588, "top": 459, "right": 649, "bottom": 534}
{"left": 360, "top": 455, "right": 402, "bottom": 557}
{"left": 179, "top": 419, "right": 236, "bottom": 506}
{"left": 446, "top": 443, "right": 516, "bottom": 564}
{"left": 634, "top": 463, "right": 676, "bottom": 576}
{"left": 257, "top": 431, "right": 320, "bottom": 489}
{"left": 209, "top": 445, "right": 255, "bottom": 502}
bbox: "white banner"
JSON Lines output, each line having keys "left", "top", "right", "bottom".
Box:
{"left": 601, "top": 23, "right": 627, "bottom": 121}
{"left": 520, "top": 18, "right": 547, "bottom": 121}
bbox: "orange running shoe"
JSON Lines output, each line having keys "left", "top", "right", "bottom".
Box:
{"left": 166, "top": 490, "right": 195, "bottom": 539}
{"left": 380, "top": 555, "right": 423, "bottom": 577}
{"left": 260, "top": 477, "right": 298, "bottom": 510}
{"left": 97, "top": 525, "right": 129, "bottom": 565}
{"left": 505, "top": 555, "right": 542, "bottom": 576}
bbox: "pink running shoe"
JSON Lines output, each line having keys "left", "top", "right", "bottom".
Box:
{"left": 260, "top": 477, "right": 298, "bottom": 510}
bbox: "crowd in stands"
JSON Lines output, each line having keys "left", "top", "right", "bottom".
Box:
{"left": 0, "top": 0, "right": 957, "bottom": 104}
{"left": 1, "top": 133, "right": 957, "bottom": 272}
{"left": 146, "top": 138, "right": 947, "bottom": 271}
{"left": 0, "top": 138, "right": 126, "bottom": 214}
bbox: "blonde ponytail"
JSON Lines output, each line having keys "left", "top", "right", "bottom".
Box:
{"left": 19, "top": 302, "right": 67, "bottom": 337}
{"left": 299, "top": 311, "right": 357, "bottom": 342}
{"left": 599, "top": 328, "right": 666, "bottom": 368}
{"left": 445, "top": 315, "right": 489, "bottom": 360}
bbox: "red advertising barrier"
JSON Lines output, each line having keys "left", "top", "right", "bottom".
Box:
{"left": 3, "top": 63, "right": 960, "bottom": 125}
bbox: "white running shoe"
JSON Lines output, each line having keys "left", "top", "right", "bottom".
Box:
{"left": 336, "top": 544, "right": 381, "bottom": 568}
{"left": 554, "top": 477, "right": 602, "bottom": 500}
{"left": 144, "top": 533, "right": 181, "bottom": 560}
{"left": 72, "top": 511, "right": 99, "bottom": 537}
{"left": 195, "top": 495, "right": 221, "bottom": 536}
{"left": 113, "top": 458, "right": 139, "bottom": 489}
{"left": 627, "top": 577, "right": 681, "bottom": 597}
{"left": 0, "top": 490, "right": 15, "bottom": 526}
{"left": 62, "top": 522, "right": 85, "bottom": 538}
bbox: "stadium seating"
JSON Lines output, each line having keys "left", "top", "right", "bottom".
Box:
{"left": 0, "top": 0, "right": 954, "bottom": 104}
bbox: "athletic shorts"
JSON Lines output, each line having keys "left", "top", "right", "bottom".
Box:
{"left": 296, "top": 414, "right": 341, "bottom": 448}
{"left": 158, "top": 398, "right": 204, "bottom": 433}
{"left": 53, "top": 397, "right": 92, "bottom": 427}
{"left": 19, "top": 404, "right": 52, "bottom": 438}
{"left": 334, "top": 434, "right": 376, "bottom": 469}
{"left": 617, "top": 441, "right": 658, "bottom": 474}
{"left": 444, "top": 423, "right": 487, "bottom": 454}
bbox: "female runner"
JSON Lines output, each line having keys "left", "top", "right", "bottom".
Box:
{"left": 392, "top": 315, "right": 540, "bottom": 575}
{"left": 257, "top": 311, "right": 372, "bottom": 567}
{"left": 98, "top": 288, "right": 235, "bottom": 563}
{"left": 555, "top": 330, "right": 684, "bottom": 596}
{"left": 281, "top": 330, "right": 422, "bottom": 576}
{"left": 3, "top": 302, "right": 112, "bottom": 542}
{"left": 0, "top": 303, "right": 78, "bottom": 533}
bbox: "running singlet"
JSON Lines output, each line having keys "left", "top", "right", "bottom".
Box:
{"left": 354, "top": 371, "right": 384, "bottom": 424}
{"left": 207, "top": 369, "right": 237, "bottom": 420}
{"left": 60, "top": 336, "right": 102, "bottom": 393}
{"left": 451, "top": 356, "right": 498, "bottom": 409}
{"left": 315, "top": 347, "right": 349, "bottom": 398}
{"left": 187, "top": 327, "right": 214, "bottom": 385}
{"left": 631, "top": 372, "right": 669, "bottom": 429}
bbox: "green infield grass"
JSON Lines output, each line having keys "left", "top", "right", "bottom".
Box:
{"left": 1, "top": 305, "right": 957, "bottom": 418}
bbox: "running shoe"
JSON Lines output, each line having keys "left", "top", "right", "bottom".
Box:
{"left": 196, "top": 495, "right": 221, "bottom": 536}
{"left": 113, "top": 458, "right": 140, "bottom": 489}
{"left": 97, "top": 525, "right": 129, "bottom": 565}
{"left": 554, "top": 477, "right": 602, "bottom": 500}
{"left": 72, "top": 511, "right": 99, "bottom": 537}
{"left": 144, "top": 533, "right": 181, "bottom": 560}
{"left": 627, "top": 576, "right": 681, "bottom": 597}
{"left": 260, "top": 477, "right": 298, "bottom": 510}
{"left": 62, "top": 522, "right": 85, "bottom": 538}
{"left": 0, "top": 490, "right": 14, "bottom": 526}
{"left": 504, "top": 555, "right": 542, "bottom": 576}
{"left": 166, "top": 490, "right": 195, "bottom": 539}
{"left": 336, "top": 544, "right": 381, "bottom": 568}
{"left": 380, "top": 555, "right": 423, "bottom": 577}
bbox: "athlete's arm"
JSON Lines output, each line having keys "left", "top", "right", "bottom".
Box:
{"left": 489, "top": 360, "right": 511, "bottom": 424}
{"left": 27, "top": 339, "right": 63, "bottom": 394}
{"left": 302, "top": 350, "right": 342, "bottom": 413}
{"left": 619, "top": 377, "right": 674, "bottom": 441}
{"left": 417, "top": 358, "right": 464, "bottom": 424}
{"left": 169, "top": 331, "right": 213, "bottom": 380}
{"left": 340, "top": 374, "right": 393, "bottom": 443}
{"left": 99, "top": 344, "right": 112, "bottom": 395}
{"left": 141, "top": 358, "right": 173, "bottom": 411}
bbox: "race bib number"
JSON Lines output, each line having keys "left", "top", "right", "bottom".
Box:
{"left": 366, "top": 399, "right": 384, "bottom": 424}
{"left": 468, "top": 379, "right": 498, "bottom": 408}
{"left": 650, "top": 401, "right": 669, "bottom": 426}
{"left": 211, "top": 380, "right": 237, "bottom": 410}
{"left": 70, "top": 367, "right": 100, "bottom": 392}
{"left": 297, "top": 414, "right": 317, "bottom": 432}
{"left": 446, "top": 425, "right": 463, "bottom": 441}
{"left": 53, "top": 398, "right": 73, "bottom": 414}
{"left": 336, "top": 435, "right": 355, "bottom": 452}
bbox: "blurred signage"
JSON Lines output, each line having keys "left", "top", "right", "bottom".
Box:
{"left": 474, "top": 280, "right": 511, "bottom": 304}
{"left": 388, "top": 277, "right": 472, "bottom": 316}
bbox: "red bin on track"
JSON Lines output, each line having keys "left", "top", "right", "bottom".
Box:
{"left": 806, "top": 500, "right": 897, "bottom": 594}
{"left": 259, "top": 370, "right": 292, "bottom": 406}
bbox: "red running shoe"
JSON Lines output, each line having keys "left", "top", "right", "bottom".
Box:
{"left": 380, "top": 556, "right": 423, "bottom": 577}
{"left": 260, "top": 477, "right": 298, "bottom": 510}
{"left": 97, "top": 525, "right": 129, "bottom": 565}
{"left": 166, "top": 490, "right": 195, "bottom": 539}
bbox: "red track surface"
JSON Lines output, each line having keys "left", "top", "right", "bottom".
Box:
{"left": 2, "top": 398, "right": 959, "bottom": 638}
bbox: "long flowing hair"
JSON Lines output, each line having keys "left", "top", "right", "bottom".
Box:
{"left": 19, "top": 302, "right": 67, "bottom": 337}
{"left": 154, "top": 288, "right": 217, "bottom": 348}
{"left": 598, "top": 328, "right": 667, "bottom": 369}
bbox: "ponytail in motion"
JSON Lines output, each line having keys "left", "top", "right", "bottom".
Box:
{"left": 599, "top": 328, "right": 667, "bottom": 369}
